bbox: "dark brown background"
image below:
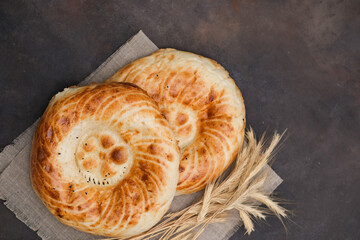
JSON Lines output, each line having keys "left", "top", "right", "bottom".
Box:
{"left": 1, "top": 0, "right": 359, "bottom": 239}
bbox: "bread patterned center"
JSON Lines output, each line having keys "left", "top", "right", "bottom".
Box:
{"left": 161, "top": 104, "right": 197, "bottom": 149}
{"left": 74, "top": 127, "right": 133, "bottom": 186}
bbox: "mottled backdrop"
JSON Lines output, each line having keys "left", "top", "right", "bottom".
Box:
{"left": 0, "top": 0, "right": 359, "bottom": 239}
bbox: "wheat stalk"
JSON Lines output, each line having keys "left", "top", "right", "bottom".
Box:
{"left": 105, "top": 128, "right": 287, "bottom": 240}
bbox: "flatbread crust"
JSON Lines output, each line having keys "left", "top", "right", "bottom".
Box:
{"left": 107, "top": 49, "right": 246, "bottom": 194}
{"left": 30, "top": 82, "right": 180, "bottom": 237}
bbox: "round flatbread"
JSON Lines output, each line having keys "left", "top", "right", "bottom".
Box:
{"left": 30, "top": 82, "right": 180, "bottom": 237}
{"left": 107, "top": 49, "right": 246, "bottom": 194}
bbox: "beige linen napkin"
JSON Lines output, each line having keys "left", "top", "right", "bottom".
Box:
{"left": 0, "top": 31, "right": 282, "bottom": 240}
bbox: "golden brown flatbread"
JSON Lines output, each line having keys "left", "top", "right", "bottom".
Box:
{"left": 30, "top": 82, "right": 180, "bottom": 237}
{"left": 107, "top": 49, "right": 246, "bottom": 194}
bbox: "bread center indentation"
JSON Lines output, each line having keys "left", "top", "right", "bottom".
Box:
{"left": 162, "top": 105, "right": 197, "bottom": 150}
{"left": 74, "top": 129, "right": 133, "bottom": 186}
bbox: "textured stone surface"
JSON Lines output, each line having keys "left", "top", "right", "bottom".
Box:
{"left": 0, "top": 0, "right": 359, "bottom": 239}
